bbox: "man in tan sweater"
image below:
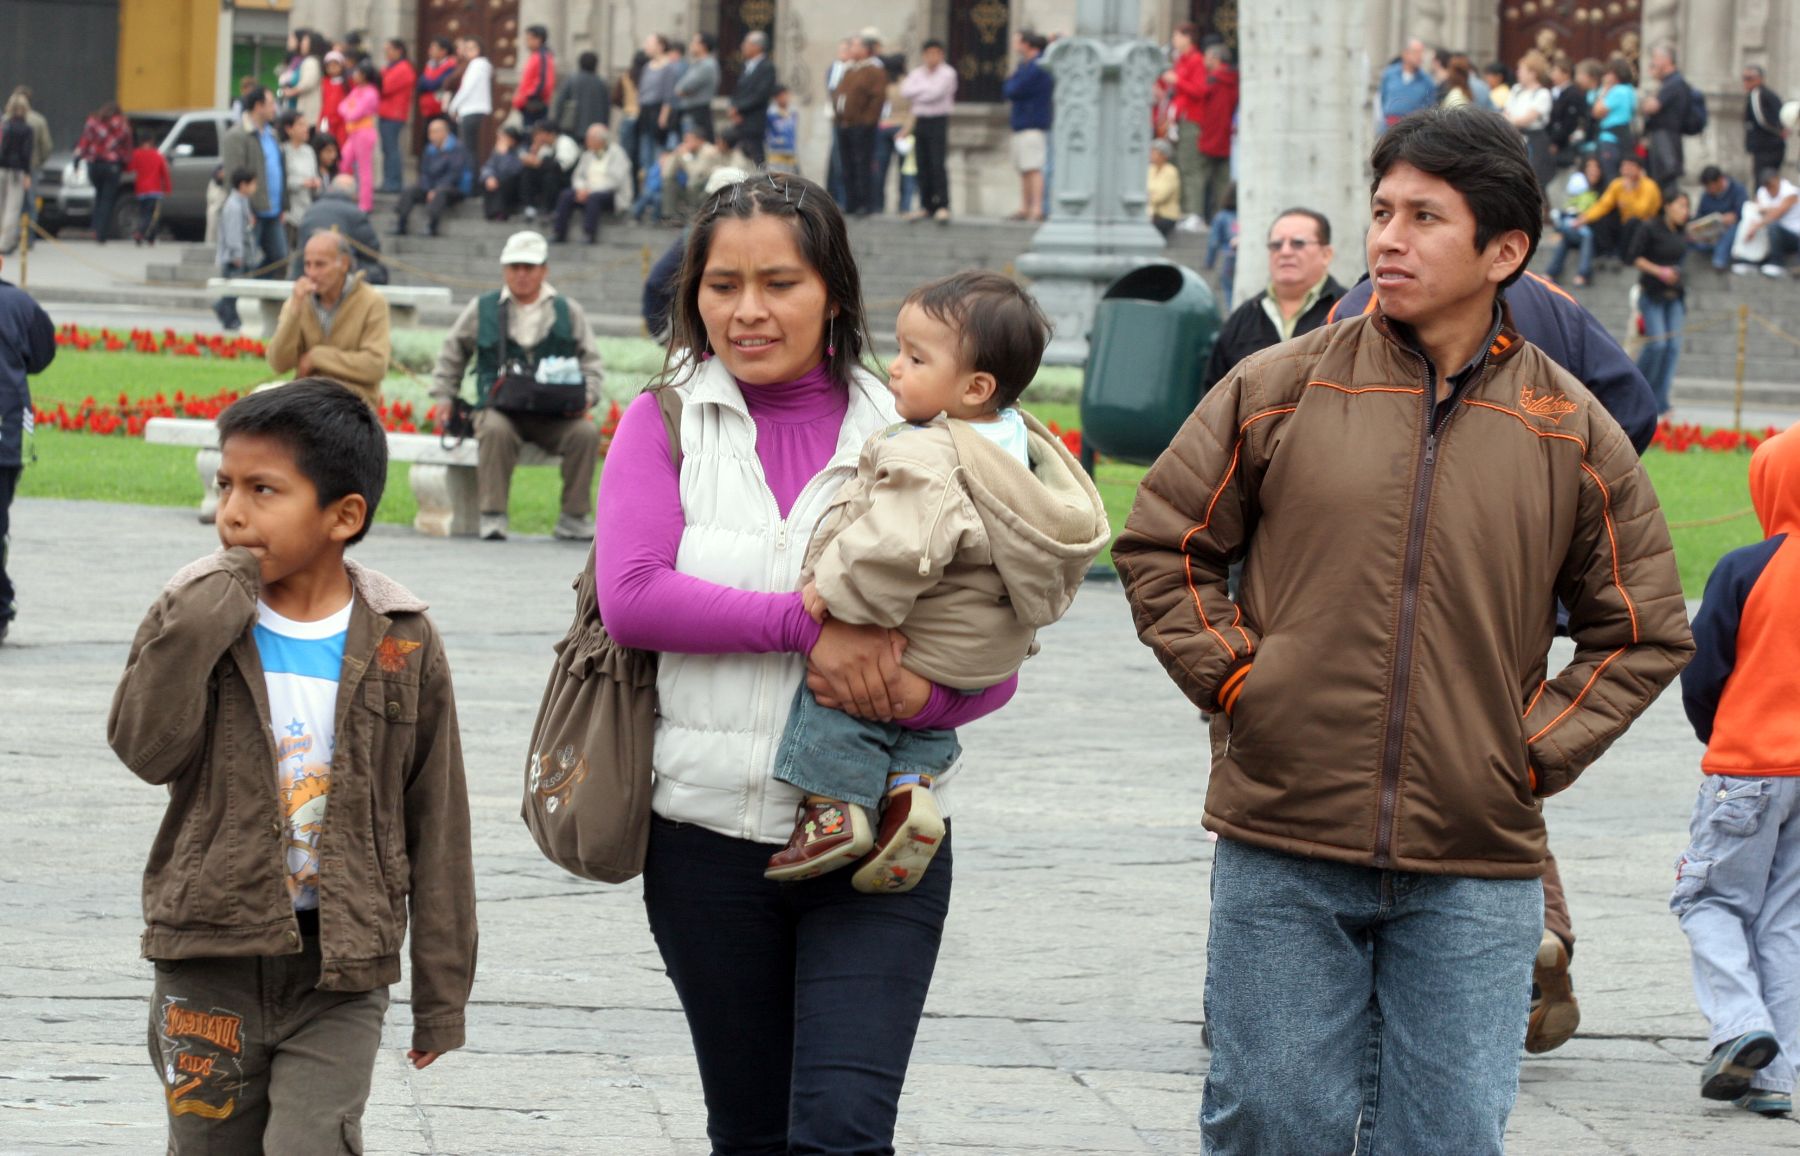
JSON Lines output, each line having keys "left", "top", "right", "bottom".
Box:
{"left": 268, "top": 232, "right": 392, "bottom": 403}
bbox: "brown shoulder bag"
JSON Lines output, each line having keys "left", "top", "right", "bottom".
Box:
{"left": 520, "top": 387, "right": 682, "bottom": 882}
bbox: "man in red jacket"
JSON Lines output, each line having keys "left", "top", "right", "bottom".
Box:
{"left": 1161, "top": 22, "right": 1208, "bottom": 232}
{"left": 378, "top": 39, "right": 418, "bottom": 193}
{"left": 1197, "top": 42, "right": 1238, "bottom": 226}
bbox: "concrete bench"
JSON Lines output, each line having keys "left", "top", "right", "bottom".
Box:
{"left": 144, "top": 416, "right": 560, "bottom": 538}
{"left": 203, "top": 279, "right": 453, "bottom": 338}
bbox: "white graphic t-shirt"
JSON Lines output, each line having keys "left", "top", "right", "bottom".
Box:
{"left": 254, "top": 598, "right": 352, "bottom": 911}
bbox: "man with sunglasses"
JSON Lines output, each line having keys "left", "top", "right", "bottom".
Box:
{"left": 1200, "top": 208, "right": 1343, "bottom": 392}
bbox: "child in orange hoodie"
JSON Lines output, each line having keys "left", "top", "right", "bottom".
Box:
{"left": 1676, "top": 424, "right": 1800, "bottom": 1118}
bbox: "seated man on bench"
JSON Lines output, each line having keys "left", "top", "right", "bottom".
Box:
{"left": 268, "top": 231, "right": 392, "bottom": 404}
{"left": 429, "top": 230, "right": 604, "bottom": 541}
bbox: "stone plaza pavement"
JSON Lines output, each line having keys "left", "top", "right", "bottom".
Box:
{"left": 1, "top": 498, "right": 1796, "bottom": 1154}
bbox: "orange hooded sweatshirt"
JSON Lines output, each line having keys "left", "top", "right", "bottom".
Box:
{"left": 1682, "top": 425, "right": 1800, "bottom": 775}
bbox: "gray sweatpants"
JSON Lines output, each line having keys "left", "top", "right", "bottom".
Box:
{"left": 1671, "top": 774, "right": 1800, "bottom": 1094}
{"left": 148, "top": 933, "right": 389, "bottom": 1153}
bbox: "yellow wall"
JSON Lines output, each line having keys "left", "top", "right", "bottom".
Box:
{"left": 117, "top": 0, "right": 219, "bottom": 111}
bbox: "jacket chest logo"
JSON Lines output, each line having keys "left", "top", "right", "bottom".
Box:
{"left": 375, "top": 637, "right": 422, "bottom": 673}
{"left": 1520, "top": 384, "right": 1578, "bottom": 425}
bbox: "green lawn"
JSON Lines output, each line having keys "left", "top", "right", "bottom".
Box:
{"left": 17, "top": 351, "right": 1767, "bottom": 590}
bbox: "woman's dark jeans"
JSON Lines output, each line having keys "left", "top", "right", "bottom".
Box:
{"left": 643, "top": 815, "right": 952, "bottom": 1155}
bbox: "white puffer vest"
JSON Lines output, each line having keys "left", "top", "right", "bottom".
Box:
{"left": 650, "top": 359, "right": 960, "bottom": 845}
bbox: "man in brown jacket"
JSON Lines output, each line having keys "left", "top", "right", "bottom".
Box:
{"left": 834, "top": 32, "right": 888, "bottom": 217}
{"left": 1117, "top": 108, "right": 1692, "bottom": 1153}
{"left": 268, "top": 231, "right": 392, "bottom": 404}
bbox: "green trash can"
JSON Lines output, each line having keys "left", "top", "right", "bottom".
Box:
{"left": 1079, "top": 263, "right": 1220, "bottom": 467}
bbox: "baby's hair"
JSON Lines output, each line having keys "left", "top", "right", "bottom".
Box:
{"left": 216, "top": 378, "right": 388, "bottom": 544}
{"left": 902, "top": 271, "right": 1050, "bottom": 410}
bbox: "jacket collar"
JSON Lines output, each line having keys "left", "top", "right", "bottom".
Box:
{"left": 168, "top": 551, "right": 428, "bottom": 616}
{"left": 1370, "top": 296, "right": 1523, "bottom": 376}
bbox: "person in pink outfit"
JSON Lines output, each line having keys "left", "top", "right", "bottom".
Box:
{"left": 337, "top": 62, "right": 382, "bottom": 212}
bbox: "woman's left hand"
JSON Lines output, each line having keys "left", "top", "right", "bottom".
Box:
{"left": 807, "top": 630, "right": 932, "bottom": 720}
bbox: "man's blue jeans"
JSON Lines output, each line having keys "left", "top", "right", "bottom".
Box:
{"left": 1546, "top": 221, "right": 1595, "bottom": 281}
{"left": 1636, "top": 295, "right": 1686, "bottom": 414}
{"left": 253, "top": 215, "right": 287, "bottom": 279}
{"left": 378, "top": 118, "right": 406, "bottom": 192}
{"left": 1202, "top": 838, "right": 1542, "bottom": 1155}
{"left": 1692, "top": 233, "right": 1734, "bottom": 271}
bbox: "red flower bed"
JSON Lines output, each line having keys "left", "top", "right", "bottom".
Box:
{"left": 1044, "top": 420, "right": 1083, "bottom": 460}
{"left": 54, "top": 324, "right": 268, "bottom": 360}
{"left": 38, "top": 391, "right": 624, "bottom": 445}
{"left": 1652, "top": 420, "right": 1781, "bottom": 454}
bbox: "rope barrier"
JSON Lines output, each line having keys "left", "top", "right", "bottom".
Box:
{"left": 1746, "top": 310, "right": 1800, "bottom": 351}
{"left": 22, "top": 217, "right": 290, "bottom": 285}
{"left": 1667, "top": 507, "right": 1757, "bottom": 530}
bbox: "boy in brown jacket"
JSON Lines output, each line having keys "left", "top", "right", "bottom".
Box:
{"left": 108, "top": 378, "right": 477, "bottom": 1152}
{"left": 1117, "top": 109, "right": 1692, "bottom": 1153}
{"left": 764, "top": 272, "right": 1110, "bottom": 892}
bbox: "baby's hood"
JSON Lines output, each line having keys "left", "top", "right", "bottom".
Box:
{"left": 945, "top": 412, "right": 1111, "bottom": 627}
{"left": 1750, "top": 424, "right": 1800, "bottom": 539}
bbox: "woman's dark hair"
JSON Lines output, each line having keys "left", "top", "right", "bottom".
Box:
{"left": 694, "top": 31, "right": 716, "bottom": 54}
{"left": 1443, "top": 60, "right": 1473, "bottom": 102}
{"left": 96, "top": 101, "right": 121, "bottom": 120}
{"left": 217, "top": 378, "right": 388, "bottom": 545}
{"left": 386, "top": 38, "right": 408, "bottom": 58}
{"left": 430, "top": 36, "right": 454, "bottom": 55}
{"left": 904, "top": 271, "right": 1050, "bottom": 410}
{"left": 647, "top": 34, "right": 670, "bottom": 55}
{"left": 1370, "top": 108, "right": 1543, "bottom": 288}
{"left": 311, "top": 131, "right": 340, "bottom": 172}
{"left": 527, "top": 24, "right": 550, "bottom": 45}
{"left": 277, "top": 110, "right": 306, "bottom": 137}
{"left": 1483, "top": 61, "right": 1511, "bottom": 84}
{"left": 1605, "top": 55, "right": 1634, "bottom": 85}
{"left": 1173, "top": 21, "right": 1200, "bottom": 44}
{"left": 630, "top": 49, "right": 651, "bottom": 84}
{"left": 352, "top": 61, "right": 381, "bottom": 88}
{"left": 655, "top": 172, "right": 873, "bottom": 390}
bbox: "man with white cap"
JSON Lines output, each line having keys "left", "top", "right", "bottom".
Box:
{"left": 430, "top": 230, "right": 605, "bottom": 540}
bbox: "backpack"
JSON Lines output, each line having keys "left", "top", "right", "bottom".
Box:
{"left": 1680, "top": 80, "right": 1708, "bottom": 136}
{"left": 0, "top": 118, "right": 33, "bottom": 172}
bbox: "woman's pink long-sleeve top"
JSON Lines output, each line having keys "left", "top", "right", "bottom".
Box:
{"left": 595, "top": 364, "right": 1015, "bottom": 730}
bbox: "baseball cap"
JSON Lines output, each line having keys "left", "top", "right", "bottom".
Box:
{"left": 500, "top": 231, "right": 549, "bottom": 266}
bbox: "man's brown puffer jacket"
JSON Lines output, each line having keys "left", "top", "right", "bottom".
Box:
{"left": 1116, "top": 307, "right": 1693, "bottom": 879}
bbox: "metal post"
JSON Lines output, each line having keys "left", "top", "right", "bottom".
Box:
{"left": 18, "top": 213, "right": 28, "bottom": 288}
{"left": 1734, "top": 303, "right": 1748, "bottom": 435}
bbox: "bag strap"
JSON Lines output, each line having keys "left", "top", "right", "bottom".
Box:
{"left": 654, "top": 386, "right": 684, "bottom": 467}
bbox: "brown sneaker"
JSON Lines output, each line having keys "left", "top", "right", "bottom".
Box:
{"left": 764, "top": 799, "right": 873, "bottom": 882}
{"left": 1525, "top": 929, "right": 1580, "bottom": 1053}
{"left": 851, "top": 783, "right": 946, "bottom": 894}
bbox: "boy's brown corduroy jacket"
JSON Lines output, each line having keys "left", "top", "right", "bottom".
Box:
{"left": 108, "top": 548, "right": 477, "bottom": 1053}
{"left": 1115, "top": 306, "right": 1694, "bottom": 879}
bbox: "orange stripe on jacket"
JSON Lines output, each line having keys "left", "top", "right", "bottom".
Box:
{"left": 1175, "top": 406, "right": 1297, "bottom": 664}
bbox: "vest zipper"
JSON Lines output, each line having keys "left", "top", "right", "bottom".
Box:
{"left": 1373, "top": 345, "right": 1490, "bottom": 866}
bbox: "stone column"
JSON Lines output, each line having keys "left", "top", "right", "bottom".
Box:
{"left": 1235, "top": 0, "right": 1371, "bottom": 297}
{"left": 1015, "top": 0, "right": 1167, "bottom": 365}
